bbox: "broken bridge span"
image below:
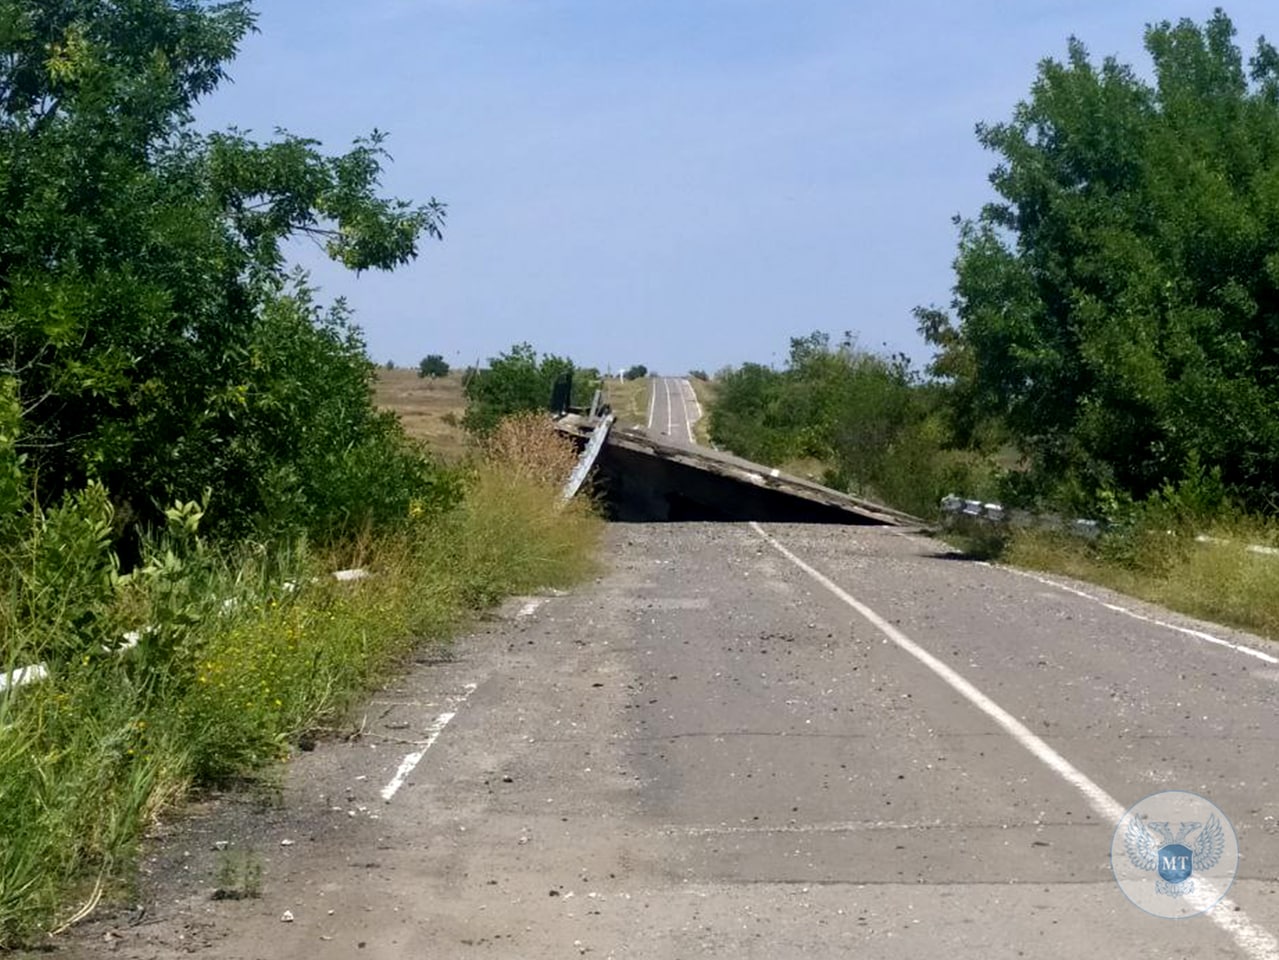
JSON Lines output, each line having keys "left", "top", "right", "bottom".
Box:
{"left": 553, "top": 407, "right": 921, "bottom": 527}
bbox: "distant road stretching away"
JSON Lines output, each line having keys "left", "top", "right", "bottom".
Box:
{"left": 646, "top": 376, "right": 701, "bottom": 446}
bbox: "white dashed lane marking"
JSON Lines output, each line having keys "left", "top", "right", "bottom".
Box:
{"left": 381, "top": 682, "right": 478, "bottom": 802}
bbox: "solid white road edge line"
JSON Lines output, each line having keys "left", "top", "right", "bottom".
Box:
{"left": 684, "top": 379, "right": 704, "bottom": 423}
{"left": 677, "top": 379, "right": 695, "bottom": 444}
{"left": 646, "top": 377, "right": 657, "bottom": 431}
{"left": 989, "top": 562, "right": 1279, "bottom": 665}
{"left": 679, "top": 378, "right": 701, "bottom": 443}
{"left": 663, "top": 377, "right": 674, "bottom": 437}
{"left": 750, "top": 521, "right": 1279, "bottom": 960}
{"left": 887, "top": 527, "right": 1279, "bottom": 666}
{"left": 381, "top": 682, "right": 478, "bottom": 802}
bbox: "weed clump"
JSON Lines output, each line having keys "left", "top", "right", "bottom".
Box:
{"left": 0, "top": 414, "right": 601, "bottom": 946}
{"left": 482, "top": 413, "right": 580, "bottom": 486}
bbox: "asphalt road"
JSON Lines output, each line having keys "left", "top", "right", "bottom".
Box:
{"left": 74, "top": 384, "right": 1279, "bottom": 960}
{"left": 647, "top": 376, "right": 702, "bottom": 446}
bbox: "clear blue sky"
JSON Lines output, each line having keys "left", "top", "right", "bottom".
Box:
{"left": 198, "top": 1, "right": 1276, "bottom": 375}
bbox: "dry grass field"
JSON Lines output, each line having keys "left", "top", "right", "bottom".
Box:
{"left": 374, "top": 368, "right": 471, "bottom": 460}
{"left": 603, "top": 376, "right": 652, "bottom": 428}
{"left": 375, "top": 370, "right": 716, "bottom": 456}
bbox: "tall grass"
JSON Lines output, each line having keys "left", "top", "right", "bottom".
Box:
{"left": 977, "top": 465, "right": 1278, "bottom": 638}
{"left": 1000, "top": 516, "right": 1279, "bottom": 640}
{"left": 951, "top": 466, "right": 1279, "bottom": 638}
{"left": 0, "top": 422, "right": 600, "bottom": 945}
{"left": 481, "top": 412, "right": 581, "bottom": 487}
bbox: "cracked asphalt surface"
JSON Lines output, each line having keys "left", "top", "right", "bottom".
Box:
{"left": 64, "top": 517, "right": 1279, "bottom": 959}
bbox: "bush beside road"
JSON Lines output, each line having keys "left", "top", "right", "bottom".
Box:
{"left": 0, "top": 419, "right": 600, "bottom": 945}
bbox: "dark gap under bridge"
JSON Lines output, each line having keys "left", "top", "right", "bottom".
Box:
{"left": 553, "top": 413, "right": 921, "bottom": 527}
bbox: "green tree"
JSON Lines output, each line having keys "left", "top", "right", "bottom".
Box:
{"left": 418, "top": 354, "right": 450, "bottom": 378}
{"left": 462, "top": 343, "right": 578, "bottom": 435}
{"left": 923, "top": 10, "right": 1279, "bottom": 510}
{"left": 623, "top": 364, "right": 648, "bottom": 381}
{"left": 710, "top": 333, "right": 981, "bottom": 517}
{"left": 573, "top": 366, "right": 603, "bottom": 407}
{"left": 707, "top": 362, "right": 792, "bottom": 463}
{"left": 0, "top": 0, "right": 446, "bottom": 536}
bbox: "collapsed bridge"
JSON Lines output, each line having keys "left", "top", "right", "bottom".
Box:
{"left": 553, "top": 410, "right": 921, "bottom": 527}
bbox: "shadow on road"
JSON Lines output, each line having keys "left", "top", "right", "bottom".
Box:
{"left": 593, "top": 447, "right": 885, "bottom": 525}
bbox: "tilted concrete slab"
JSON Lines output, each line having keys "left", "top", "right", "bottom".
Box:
{"left": 554, "top": 413, "right": 921, "bottom": 526}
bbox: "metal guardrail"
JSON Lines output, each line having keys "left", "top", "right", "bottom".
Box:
{"left": 939, "top": 494, "right": 1101, "bottom": 538}
{"left": 561, "top": 413, "right": 614, "bottom": 502}
{"left": 940, "top": 494, "right": 1276, "bottom": 556}
{"left": 1194, "top": 534, "right": 1279, "bottom": 558}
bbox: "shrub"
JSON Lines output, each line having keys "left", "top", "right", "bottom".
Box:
{"left": 418, "top": 355, "right": 450, "bottom": 378}
{"left": 0, "top": 451, "right": 601, "bottom": 945}
{"left": 2, "top": 482, "right": 119, "bottom": 666}
{"left": 462, "top": 344, "right": 578, "bottom": 435}
{"left": 921, "top": 11, "right": 1279, "bottom": 511}
{"left": 0, "top": 0, "right": 443, "bottom": 541}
